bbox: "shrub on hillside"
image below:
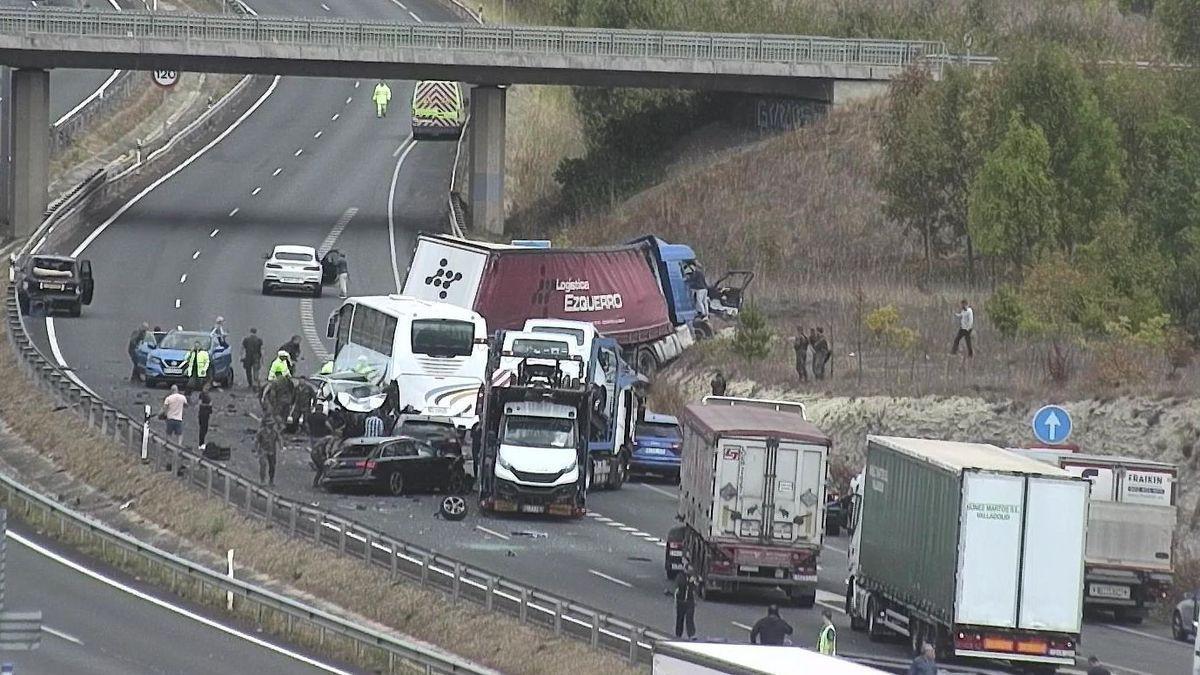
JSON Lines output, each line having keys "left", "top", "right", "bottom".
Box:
{"left": 732, "top": 305, "right": 772, "bottom": 362}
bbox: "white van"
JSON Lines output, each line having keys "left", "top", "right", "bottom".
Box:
{"left": 326, "top": 295, "right": 487, "bottom": 428}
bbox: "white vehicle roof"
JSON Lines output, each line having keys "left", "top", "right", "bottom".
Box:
{"left": 504, "top": 400, "right": 576, "bottom": 418}
{"left": 654, "top": 642, "right": 887, "bottom": 674}
{"left": 642, "top": 412, "right": 679, "bottom": 426}
{"left": 869, "top": 435, "right": 1071, "bottom": 476}
{"left": 273, "top": 244, "right": 316, "bottom": 256}
{"left": 348, "top": 294, "right": 485, "bottom": 324}
{"left": 523, "top": 318, "right": 597, "bottom": 334}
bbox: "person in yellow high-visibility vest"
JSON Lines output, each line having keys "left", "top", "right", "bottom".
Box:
{"left": 268, "top": 350, "right": 292, "bottom": 381}
{"left": 372, "top": 80, "right": 392, "bottom": 118}
{"left": 817, "top": 609, "right": 837, "bottom": 656}
{"left": 184, "top": 341, "right": 210, "bottom": 395}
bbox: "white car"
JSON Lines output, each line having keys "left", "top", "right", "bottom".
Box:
{"left": 262, "top": 244, "right": 322, "bottom": 297}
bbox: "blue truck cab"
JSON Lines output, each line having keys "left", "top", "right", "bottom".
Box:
{"left": 585, "top": 335, "right": 643, "bottom": 490}
{"left": 629, "top": 235, "right": 701, "bottom": 329}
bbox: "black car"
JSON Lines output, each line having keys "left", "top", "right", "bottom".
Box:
{"left": 319, "top": 435, "right": 469, "bottom": 497}
{"left": 15, "top": 254, "right": 94, "bottom": 316}
{"left": 395, "top": 414, "right": 463, "bottom": 456}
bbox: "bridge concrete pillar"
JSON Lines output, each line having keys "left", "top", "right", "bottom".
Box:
{"left": 468, "top": 85, "right": 506, "bottom": 235}
{"left": 9, "top": 68, "right": 49, "bottom": 241}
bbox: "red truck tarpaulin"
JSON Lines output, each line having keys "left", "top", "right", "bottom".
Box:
{"left": 474, "top": 246, "right": 673, "bottom": 345}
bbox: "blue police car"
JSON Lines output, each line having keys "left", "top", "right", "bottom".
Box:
{"left": 630, "top": 412, "right": 683, "bottom": 482}
{"left": 135, "top": 330, "right": 234, "bottom": 388}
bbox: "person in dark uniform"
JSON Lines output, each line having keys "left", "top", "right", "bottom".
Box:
{"left": 668, "top": 565, "right": 701, "bottom": 640}
{"left": 812, "top": 328, "right": 831, "bottom": 380}
{"left": 792, "top": 326, "right": 809, "bottom": 383}
{"left": 241, "top": 327, "right": 264, "bottom": 390}
{"left": 710, "top": 371, "right": 727, "bottom": 396}
{"left": 128, "top": 322, "right": 149, "bottom": 382}
{"left": 197, "top": 389, "right": 213, "bottom": 448}
{"left": 750, "top": 605, "right": 793, "bottom": 645}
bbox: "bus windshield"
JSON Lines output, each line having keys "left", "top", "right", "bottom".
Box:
{"left": 502, "top": 415, "right": 576, "bottom": 449}
{"left": 333, "top": 304, "right": 398, "bottom": 377}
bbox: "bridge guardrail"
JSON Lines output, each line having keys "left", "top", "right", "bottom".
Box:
{"left": 0, "top": 7, "right": 944, "bottom": 70}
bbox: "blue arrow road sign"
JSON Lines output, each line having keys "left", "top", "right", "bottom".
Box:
{"left": 1032, "top": 405, "right": 1072, "bottom": 445}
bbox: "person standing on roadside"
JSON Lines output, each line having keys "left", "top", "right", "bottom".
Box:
{"left": 241, "top": 327, "right": 263, "bottom": 389}
{"left": 811, "top": 328, "right": 831, "bottom": 380}
{"left": 128, "top": 322, "right": 149, "bottom": 382}
{"left": 667, "top": 564, "right": 700, "bottom": 640}
{"left": 710, "top": 371, "right": 727, "bottom": 396}
{"left": 952, "top": 299, "right": 975, "bottom": 358}
{"left": 750, "top": 605, "right": 793, "bottom": 646}
{"left": 1085, "top": 655, "right": 1112, "bottom": 675}
{"left": 909, "top": 643, "right": 937, "bottom": 675}
{"left": 159, "top": 384, "right": 187, "bottom": 445}
{"left": 197, "top": 389, "right": 213, "bottom": 449}
{"left": 210, "top": 315, "right": 228, "bottom": 347}
{"left": 255, "top": 417, "right": 282, "bottom": 486}
{"left": 817, "top": 609, "right": 836, "bottom": 656}
{"left": 792, "top": 326, "right": 809, "bottom": 383}
{"left": 184, "top": 340, "right": 210, "bottom": 395}
{"left": 335, "top": 253, "right": 350, "bottom": 298}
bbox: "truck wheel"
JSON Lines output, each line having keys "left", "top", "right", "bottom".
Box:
{"left": 664, "top": 549, "right": 677, "bottom": 580}
{"left": 609, "top": 451, "right": 629, "bottom": 490}
{"left": 866, "top": 595, "right": 886, "bottom": 642}
{"left": 634, "top": 348, "right": 657, "bottom": 378}
{"left": 847, "top": 583, "right": 867, "bottom": 631}
{"left": 1173, "top": 611, "right": 1188, "bottom": 641}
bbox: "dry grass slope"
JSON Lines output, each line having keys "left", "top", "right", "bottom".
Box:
{"left": 0, "top": 289, "right": 639, "bottom": 675}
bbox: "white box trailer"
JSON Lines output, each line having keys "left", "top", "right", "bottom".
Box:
{"left": 674, "top": 396, "right": 830, "bottom": 606}
{"left": 1009, "top": 449, "right": 1176, "bottom": 620}
{"left": 847, "top": 436, "right": 1089, "bottom": 672}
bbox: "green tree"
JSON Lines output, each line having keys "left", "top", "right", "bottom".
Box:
{"left": 968, "top": 113, "right": 1060, "bottom": 269}
{"left": 731, "top": 304, "right": 772, "bottom": 362}
{"left": 1157, "top": 0, "right": 1200, "bottom": 62}
{"left": 986, "top": 286, "right": 1024, "bottom": 339}
{"left": 1077, "top": 216, "right": 1172, "bottom": 328}
{"left": 1168, "top": 226, "right": 1200, "bottom": 338}
{"left": 1136, "top": 115, "right": 1200, "bottom": 245}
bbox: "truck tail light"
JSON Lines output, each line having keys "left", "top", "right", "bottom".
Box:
{"left": 709, "top": 547, "right": 735, "bottom": 573}
{"left": 791, "top": 550, "right": 816, "bottom": 573}
{"left": 954, "top": 632, "right": 983, "bottom": 651}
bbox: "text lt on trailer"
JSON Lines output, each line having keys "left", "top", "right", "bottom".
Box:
{"left": 846, "top": 436, "right": 1089, "bottom": 673}
{"left": 672, "top": 396, "right": 829, "bottom": 607}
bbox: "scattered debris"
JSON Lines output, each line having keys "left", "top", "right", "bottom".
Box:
{"left": 119, "top": 499, "right": 134, "bottom": 510}
{"left": 511, "top": 530, "right": 547, "bottom": 539}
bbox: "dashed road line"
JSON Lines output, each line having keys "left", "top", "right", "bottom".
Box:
{"left": 175, "top": 298, "right": 181, "bottom": 309}
{"left": 619, "top": 526, "right": 638, "bottom": 532}
{"left": 294, "top": 148, "right": 304, "bottom": 157}
{"left": 43, "top": 625, "right": 83, "bottom": 645}
{"left": 475, "top": 525, "right": 510, "bottom": 540}
{"left": 731, "top": 621, "right": 753, "bottom": 632}
{"left": 344, "top": 96, "right": 352, "bottom": 105}
{"left": 251, "top": 186, "right": 262, "bottom": 195}
{"left": 408, "top": 9, "right": 421, "bottom": 21}
{"left": 354, "top": 80, "right": 360, "bottom": 88}
{"left": 228, "top": 207, "right": 238, "bottom": 217}
{"left": 331, "top": 113, "right": 339, "bottom": 121}
{"left": 299, "top": 207, "right": 358, "bottom": 362}
{"left": 179, "top": 274, "right": 187, "bottom": 283}
{"left": 587, "top": 569, "right": 632, "bottom": 588}
{"left": 319, "top": 2, "right": 329, "bottom": 10}
{"left": 638, "top": 483, "right": 678, "bottom": 499}
{"left": 210, "top": 228, "right": 220, "bottom": 237}
{"left": 824, "top": 542, "right": 847, "bottom": 555}
{"left": 192, "top": 250, "right": 201, "bottom": 260}
{"left": 1100, "top": 623, "right": 1183, "bottom": 646}
{"left": 313, "top": 131, "right": 322, "bottom": 139}
{"left": 272, "top": 167, "right": 282, "bottom": 176}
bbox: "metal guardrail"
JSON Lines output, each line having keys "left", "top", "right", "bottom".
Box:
{"left": 0, "top": 469, "right": 492, "bottom": 674}
{"left": 1, "top": 286, "right": 669, "bottom": 665}
{"left": 50, "top": 70, "right": 142, "bottom": 155}
{"left": 0, "top": 7, "right": 945, "bottom": 70}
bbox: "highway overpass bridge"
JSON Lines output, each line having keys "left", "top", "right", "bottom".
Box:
{"left": 0, "top": 6, "right": 943, "bottom": 235}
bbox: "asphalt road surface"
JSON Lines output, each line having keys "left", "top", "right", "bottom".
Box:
{"left": 15, "top": 0, "right": 1195, "bottom": 671}
{"left": 2, "top": 519, "right": 357, "bottom": 674}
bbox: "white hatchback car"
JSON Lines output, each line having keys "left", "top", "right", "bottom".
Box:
{"left": 262, "top": 244, "right": 322, "bottom": 297}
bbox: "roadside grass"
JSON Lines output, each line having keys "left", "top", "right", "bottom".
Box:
{"left": 0, "top": 283, "right": 640, "bottom": 675}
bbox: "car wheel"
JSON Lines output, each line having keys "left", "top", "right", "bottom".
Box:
{"left": 312, "top": 283, "right": 322, "bottom": 298}
{"left": 261, "top": 281, "right": 271, "bottom": 295}
{"left": 67, "top": 302, "right": 81, "bottom": 318}
{"left": 388, "top": 472, "right": 405, "bottom": 496}
{"left": 1173, "top": 611, "right": 1188, "bottom": 641}
{"left": 440, "top": 495, "right": 467, "bottom": 521}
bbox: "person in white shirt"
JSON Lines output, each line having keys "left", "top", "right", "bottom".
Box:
{"left": 952, "top": 299, "right": 975, "bottom": 358}
{"left": 160, "top": 385, "right": 188, "bottom": 444}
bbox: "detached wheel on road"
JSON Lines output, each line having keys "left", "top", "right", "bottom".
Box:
{"left": 440, "top": 495, "right": 467, "bottom": 521}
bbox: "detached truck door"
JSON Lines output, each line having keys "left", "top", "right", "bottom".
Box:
{"left": 400, "top": 235, "right": 490, "bottom": 309}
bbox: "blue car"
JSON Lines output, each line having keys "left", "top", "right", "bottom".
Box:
{"left": 630, "top": 412, "right": 682, "bottom": 482}
{"left": 135, "top": 330, "right": 234, "bottom": 388}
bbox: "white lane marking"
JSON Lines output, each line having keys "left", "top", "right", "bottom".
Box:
{"left": 313, "top": 131, "right": 322, "bottom": 139}
{"left": 386, "top": 137, "right": 417, "bottom": 292}
{"left": 630, "top": 531, "right": 650, "bottom": 538}
{"left": 408, "top": 10, "right": 421, "bottom": 21}
{"left": 192, "top": 250, "right": 201, "bottom": 260}
{"left": 824, "top": 543, "right": 846, "bottom": 555}
{"left": 43, "top": 625, "right": 83, "bottom": 645}
{"left": 251, "top": 186, "right": 262, "bottom": 195}
{"left": 54, "top": 69, "right": 123, "bottom": 128}
{"left": 606, "top": 522, "right": 624, "bottom": 528}
{"left": 298, "top": 207, "right": 358, "bottom": 361}
{"left": 344, "top": 96, "right": 352, "bottom": 105}
{"left": 1100, "top": 622, "right": 1186, "bottom": 646}
{"left": 587, "top": 569, "right": 632, "bottom": 588}
{"left": 731, "top": 621, "right": 753, "bottom": 632}
{"left": 618, "top": 526, "right": 638, "bottom": 532}
{"left": 818, "top": 601, "right": 844, "bottom": 614}
{"left": 592, "top": 516, "right": 612, "bottom": 523}
{"left": 475, "top": 525, "right": 510, "bottom": 540}
{"left": 179, "top": 274, "right": 187, "bottom": 283}
{"left": 391, "top": 140, "right": 410, "bottom": 157}
{"left": 354, "top": 81, "right": 360, "bottom": 89}
{"left": 228, "top": 208, "right": 239, "bottom": 217}
{"left": 272, "top": 167, "right": 282, "bottom": 176}
{"left": 815, "top": 589, "right": 846, "bottom": 615}
{"left": 210, "top": 228, "right": 220, "bottom": 237}
{"left": 294, "top": 148, "right": 304, "bottom": 157}
{"left": 70, "top": 74, "right": 281, "bottom": 258}
{"left": 10, "top": 532, "right": 354, "bottom": 674}
{"left": 44, "top": 318, "right": 99, "bottom": 398}
{"left": 319, "top": 2, "right": 329, "bottom": 9}
{"left": 331, "top": 113, "right": 340, "bottom": 121}
{"left": 638, "top": 483, "right": 678, "bottom": 499}
{"left": 175, "top": 298, "right": 181, "bottom": 309}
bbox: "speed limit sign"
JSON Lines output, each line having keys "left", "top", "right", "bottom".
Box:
{"left": 151, "top": 70, "right": 179, "bottom": 88}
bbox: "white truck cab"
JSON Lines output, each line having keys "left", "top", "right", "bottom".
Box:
{"left": 494, "top": 400, "right": 581, "bottom": 491}
{"left": 498, "top": 331, "right": 585, "bottom": 384}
